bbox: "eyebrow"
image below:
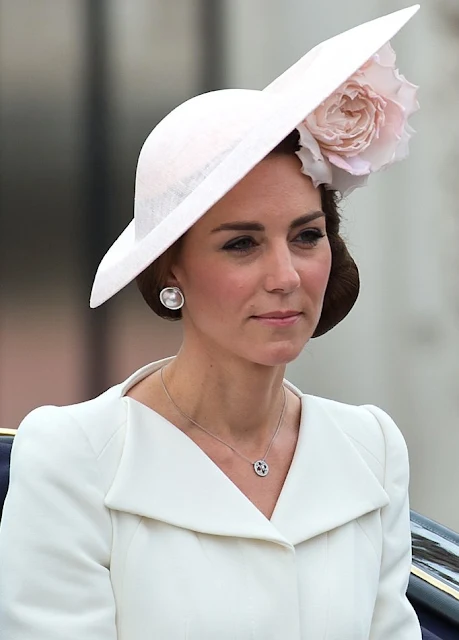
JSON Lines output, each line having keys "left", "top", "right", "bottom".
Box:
{"left": 210, "top": 211, "right": 325, "bottom": 234}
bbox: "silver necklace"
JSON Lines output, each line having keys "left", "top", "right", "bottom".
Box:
{"left": 160, "top": 367, "right": 287, "bottom": 477}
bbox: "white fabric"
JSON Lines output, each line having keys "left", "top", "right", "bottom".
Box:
{"left": 0, "top": 358, "right": 421, "bottom": 639}
{"left": 89, "top": 6, "right": 420, "bottom": 308}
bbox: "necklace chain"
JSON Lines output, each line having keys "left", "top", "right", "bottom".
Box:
{"left": 160, "top": 366, "right": 287, "bottom": 477}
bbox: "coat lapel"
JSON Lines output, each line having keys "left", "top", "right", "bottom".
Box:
{"left": 105, "top": 397, "right": 290, "bottom": 546}
{"left": 105, "top": 362, "right": 389, "bottom": 547}
{"left": 271, "top": 390, "right": 389, "bottom": 545}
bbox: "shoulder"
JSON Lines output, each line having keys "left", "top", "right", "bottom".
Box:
{"left": 15, "top": 357, "right": 170, "bottom": 456}
{"left": 304, "top": 394, "right": 409, "bottom": 486}
{"left": 13, "top": 384, "right": 129, "bottom": 492}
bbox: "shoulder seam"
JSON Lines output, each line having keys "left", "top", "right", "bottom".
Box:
{"left": 56, "top": 406, "right": 123, "bottom": 486}
{"left": 361, "top": 405, "right": 388, "bottom": 489}
{"left": 344, "top": 431, "right": 384, "bottom": 471}
{"left": 57, "top": 405, "right": 126, "bottom": 460}
{"left": 96, "top": 422, "right": 126, "bottom": 461}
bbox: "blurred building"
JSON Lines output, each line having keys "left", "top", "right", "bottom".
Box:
{"left": 1, "top": 0, "right": 458, "bottom": 529}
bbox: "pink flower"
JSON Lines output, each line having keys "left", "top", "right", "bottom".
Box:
{"left": 296, "top": 43, "right": 419, "bottom": 195}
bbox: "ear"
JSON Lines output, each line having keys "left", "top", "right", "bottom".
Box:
{"left": 165, "top": 264, "right": 183, "bottom": 290}
{"left": 159, "top": 240, "right": 184, "bottom": 290}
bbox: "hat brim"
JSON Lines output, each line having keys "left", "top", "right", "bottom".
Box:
{"left": 90, "top": 5, "right": 419, "bottom": 308}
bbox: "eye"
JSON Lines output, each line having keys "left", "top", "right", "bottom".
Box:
{"left": 222, "top": 236, "right": 258, "bottom": 253}
{"left": 294, "top": 228, "right": 326, "bottom": 247}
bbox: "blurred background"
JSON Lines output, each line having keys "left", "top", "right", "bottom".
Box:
{"left": 1, "top": 0, "right": 458, "bottom": 530}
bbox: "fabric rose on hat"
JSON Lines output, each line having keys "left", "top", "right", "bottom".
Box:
{"left": 296, "top": 43, "right": 419, "bottom": 196}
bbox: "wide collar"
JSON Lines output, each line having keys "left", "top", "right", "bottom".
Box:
{"left": 105, "top": 358, "right": 389, "bottom": 548}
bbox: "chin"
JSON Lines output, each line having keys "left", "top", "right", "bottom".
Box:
{"left": 249, "top": 340, "right": 309, "bottom": 367}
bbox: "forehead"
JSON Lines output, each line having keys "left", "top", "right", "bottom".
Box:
{"left": 198, "top": 154, "right": 322, "bottom": 228}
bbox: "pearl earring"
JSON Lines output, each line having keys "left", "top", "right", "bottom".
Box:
{"left": 159, "top": 286, "right": 184, "bottom": 310}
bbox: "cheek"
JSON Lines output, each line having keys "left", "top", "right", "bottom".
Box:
{"left": 185, "top": 262, "right": 251, "bottom": 315}
{"left": 301, "top": 246, "right": 332, "bottom": 297}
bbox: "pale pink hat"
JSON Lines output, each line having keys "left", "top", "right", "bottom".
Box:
{"left": 90, "top": 5, "right": 419, "bottom": 308}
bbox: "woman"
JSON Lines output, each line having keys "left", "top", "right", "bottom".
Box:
{"left": 0, "top": 7, "right": 422, "bottom": 639}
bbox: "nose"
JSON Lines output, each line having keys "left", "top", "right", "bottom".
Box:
{"left": 263, "top": 243, "right": 301, "bottom": 294}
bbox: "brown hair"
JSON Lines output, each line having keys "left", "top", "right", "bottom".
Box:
{"left": 136, "top": 130, "right": 359, "bottom": 337}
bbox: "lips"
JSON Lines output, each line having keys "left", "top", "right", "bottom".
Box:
{"left": 254, "top": 311, "right": 301, "bottom": 319}
{"left": 251, "top": 311, "right": 303, "bottom": 327}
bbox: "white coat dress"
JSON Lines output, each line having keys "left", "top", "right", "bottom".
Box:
{"left": 0, "top": 357, "right": 422, "bottom": 639}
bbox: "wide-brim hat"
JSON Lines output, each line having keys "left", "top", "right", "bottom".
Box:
{"left": 90, "top": 5, "right": 419, "bottom": 308}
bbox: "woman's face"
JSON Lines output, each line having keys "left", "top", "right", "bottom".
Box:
{"left": 171, "top": 154, "right": 332, "bottom": 367}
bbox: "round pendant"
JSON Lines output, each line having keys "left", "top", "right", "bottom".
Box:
{"left": 253, "top": 460, "right": 269, "bottom": 477}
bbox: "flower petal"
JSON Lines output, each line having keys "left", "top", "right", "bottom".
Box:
{"left": 296, "top": 40, "right": 418, "bottom": 196}
{"left": 295, "top": 124, "right": 333, "bottom": 187}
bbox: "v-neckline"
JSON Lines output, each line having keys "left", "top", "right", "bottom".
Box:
{"left": 106, "top": 362, "right": 389, "bottom": 546}
{"left": 121, "top": 367, "right": 306, "bottom": 525}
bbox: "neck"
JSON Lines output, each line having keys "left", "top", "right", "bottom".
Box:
{"left": 162, "top": 342, "right": 288, "bottom": 448}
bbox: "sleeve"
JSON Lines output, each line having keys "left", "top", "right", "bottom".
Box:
{"left": 0, "top": 405, "right": 117, "bottom": 640}
{"left": 364, "top": 405, "right": 422, "bottom": 640}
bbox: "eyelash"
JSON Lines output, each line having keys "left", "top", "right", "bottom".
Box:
{"left": 222, "top": 229, "right": 326, "bottom": 254}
